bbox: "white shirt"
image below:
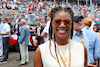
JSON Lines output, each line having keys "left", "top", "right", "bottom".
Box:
{"left": 43, "top": 20, "right": 50, "bottom": 34}
{"left": 37, "top": 26, "right": 41, "bottom": 36}
{"left": 39, "top": 39, "right": 84, "bottom": 67}
{"left": 90, "top": 21, "right": 96, "bottom": 30}
{"left": 13, "top": 0, "right": 17, "bottom": 3}
{"left": 2, "top": 23, "right": 11, "bottom": 37}
{"left": 43, "top": 20, "right": 50, "bottom": 42}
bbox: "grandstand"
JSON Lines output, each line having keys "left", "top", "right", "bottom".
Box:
{"left": 0, "top": 0, "right": 100, "bottom": 27}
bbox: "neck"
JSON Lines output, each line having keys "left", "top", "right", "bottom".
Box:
{"left": 75, "top": 29, "right": 82, "bottom": 35}
{"left": 84, "top": 25, "right": 89, "bottom": 27}
{"left": 55, "top": 36, "right": 69, "bottom": 45}
{"left": 85, "top": 26, "right": 89, "bottom": 27}
{"left": 22, "top": 24, "right": 25, "bottom": 26}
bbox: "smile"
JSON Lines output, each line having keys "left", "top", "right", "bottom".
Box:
{"left": 57, "top": 30, "right": 67, "bottom": 34}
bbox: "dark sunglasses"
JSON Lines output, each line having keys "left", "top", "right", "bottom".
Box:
{"left": 93, "top": 27, "right": 96, "bottom": 29}
{"left": 53, "top": 19, "right": 72, "bottom": 25}
{"left": 75, "top": 19, "right": 83, "bottom": 23}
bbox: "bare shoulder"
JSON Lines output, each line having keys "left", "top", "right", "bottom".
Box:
{"left": 34, "top": 47, "right": 43, "bottom": 67}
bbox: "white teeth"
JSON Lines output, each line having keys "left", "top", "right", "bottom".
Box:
{"left": 58, "top": 30, "right": 66, "bottom": 33}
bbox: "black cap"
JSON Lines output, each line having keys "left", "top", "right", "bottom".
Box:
{"left": 73, "top": 16, "right": 84, "bottom": 22}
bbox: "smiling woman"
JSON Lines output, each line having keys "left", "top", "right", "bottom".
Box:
{"left": 34, "top": 6, "right": 87, "bottom": 67}
{"left": 51, "top": 11, "right": 72, "bottom": 44}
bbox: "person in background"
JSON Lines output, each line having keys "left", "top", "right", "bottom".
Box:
{"left": 88, "top": 14, "right": 96, "bottom": 30}
{"left": 16, "top": 20, "right": 21, "bottom": 61}
{"left": 30, "top": 23, "right": 36, "bottom": 30}
{"left": 82, "top": 18, "right": 100, "bottom": 67}
{"left": 34, "top": 6, "right": 87, "bottom": 67}
{"left": 93, "top": 24, "right": 100, "bottom": 67}
{"left": 93, "top": 25, "right": 100, "bottom": 46}
{"left": 72, "top": 15, "right": 89, "bottom": 64}
{"left": 8, "top": 22, "right": 13, "bottom": 34}
{"left": 0, "top": 18, "right": 4, "bottom": 59}
{"left": 0, "top": 18, "right": 11, "bottom": 64}
{"left": 93, "top": 25, "right": 99, "bottom": 33}
{"left": 36, "top": 21, "right": 44, "bottom": 45}
{"left": 41, "top": 11, "right": 51, "bottom": 42}
{"left": 18, "top": 19, "right": 29, "bottom": 66}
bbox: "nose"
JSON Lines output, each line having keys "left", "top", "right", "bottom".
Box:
{"left": 59, "top": 21, "right": 66, "bottom": 27}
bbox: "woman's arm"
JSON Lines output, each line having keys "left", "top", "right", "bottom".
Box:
{"left": 83, "top": 45, "right": 87, "bottom": 67}
{"left": 34, "top": 47, "right": 43, "bottom": 67}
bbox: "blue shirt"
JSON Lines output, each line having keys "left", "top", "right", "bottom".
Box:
{"left": 0, "top": 22, "right": 4, "bottom": 39}
{"left": 82, "top": 27, "right": 100, "bottom": 64}
{"left": 18, "top": 25, "right": 29, "bottom": 45}
{"left": 72, "top": 30, "right": 89, "bottom": 64}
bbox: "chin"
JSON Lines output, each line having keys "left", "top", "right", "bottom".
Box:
{"left": 56, "top": 34, "right": 69, "bottom": 39}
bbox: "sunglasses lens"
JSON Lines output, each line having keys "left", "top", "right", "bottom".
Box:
{"left": 75, "top": 19, "right": 83, "bottom": 23}
{"left": 75, "top": 20, "right": 79, "bottom": 23}
{"left": 55, "top": 20, "right": 61, "bottom": 24}
{"left": 54, "top": 19, "right": 71, "bottom": 25}
{"left": 81, "top": 19, "right": 83, "bottom": 22}
{"left": 64, "top": 20, "right": 71, "bottom": 24}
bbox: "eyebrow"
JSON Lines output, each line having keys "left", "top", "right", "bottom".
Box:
{"left": 54, "top": 19, "right": 71, "bottom": 21}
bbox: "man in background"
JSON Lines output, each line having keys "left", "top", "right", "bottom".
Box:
{"left": 36, "top": 21, "right": 44, "bottom": 45}
{"left": 18, "top": 19, "right": 29, "bottom": 66}
{"left": 82, "top": 18, "right": 100, "bottom": 66}
{"left": 0, "top": 18, "right": 10, "bottom": 64}
{"left": 0, "top": 18, "right": 4, "bottom": 59}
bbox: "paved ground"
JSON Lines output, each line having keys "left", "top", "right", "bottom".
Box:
{"left": 0, "top": 51, "right": 35, "bottom": 67}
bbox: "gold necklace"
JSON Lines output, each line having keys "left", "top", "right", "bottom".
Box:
{"left": 56, "top": 41, "right": 71, "bottom": 67}
{"left": 58, "top": 45, "right": 68, "bottom": 62}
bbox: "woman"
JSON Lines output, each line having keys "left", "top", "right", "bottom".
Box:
{"left": 93, "top": 25, "right": 100, "bottom": 67}
{"left": 34, "top": 6, "right": 87, "bottom": 67}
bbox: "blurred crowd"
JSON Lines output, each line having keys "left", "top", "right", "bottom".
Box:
{"left": 0, "top": 0, "right": 100, "bottom": 24}
{"left": 0, "top": 0, "right": 100, "bottom": 66}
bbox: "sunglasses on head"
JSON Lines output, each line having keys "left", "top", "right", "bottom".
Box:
{"left": 53, "top": 19, "right": 72, "bottom": 25}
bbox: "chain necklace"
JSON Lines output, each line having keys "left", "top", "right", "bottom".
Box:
{"left": 58, "top": 44, "right": 68, "bottom": 62}
{"left": 55, "top": 40, "right": 71, "bottom": 67}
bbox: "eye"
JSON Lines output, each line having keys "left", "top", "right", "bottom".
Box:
{"left": 64, "top": 20, "right": 71, "bottom": 24}
{"left": 55, "top": 20, "right": 61, "bottom": 23}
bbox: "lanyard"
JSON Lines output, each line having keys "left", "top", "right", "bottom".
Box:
{"left": 74, "top": 34, "right": 84, "bottom": 44}
{"left": 55, "top": 41, "right": 71, "bottom": 67}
